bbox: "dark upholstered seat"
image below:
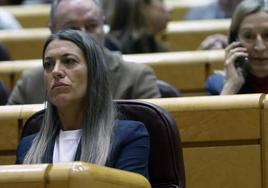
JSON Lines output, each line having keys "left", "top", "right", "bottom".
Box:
{"left": 21, "top": 100, "right": 185, "bottom": 188}
{"left": 0, "top": 81, "right": 9, "bottom": 105}
{"left": 157, "top": 80, "right": 181, "bottom": 98}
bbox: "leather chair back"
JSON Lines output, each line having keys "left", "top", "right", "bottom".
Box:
{"left": 157, "top": 80, "right": 181, "bottom": 98}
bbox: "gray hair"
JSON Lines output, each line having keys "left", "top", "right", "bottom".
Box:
{"left": 23, "top": 29, "right": 116, "bottom": 165}
{"left": 229, "top": 0, "right": 268, "bottom": 43}
{"left": 49, "top": 0, "right": 103, "bottom": 31}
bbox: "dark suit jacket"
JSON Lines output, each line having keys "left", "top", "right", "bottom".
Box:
{"left": 16, "top": 120, "right": 150, "bottom": 178}
{"left": 8, "top": 49, "right": 160, "bottom": 104}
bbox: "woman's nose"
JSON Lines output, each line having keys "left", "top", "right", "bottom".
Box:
{"left": 254, "top": 35, "right": 266, "bottom": 51}
{"left": 51, "top": 62, "right": 64, "bottom": 79}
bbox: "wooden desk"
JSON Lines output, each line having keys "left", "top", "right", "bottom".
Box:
{"left": 0, "top": 93, "right": 266, "bottom": 188}
{"left": 142, "top": 94, "right": 265, "bottom": 188}
{"left": 0, "top": 162, "right": 150, "bottom": 188}
{"left": 159, "top": 19, "right": 230, "bottom": 51}
{"left": 0, "top": 20, "right": 229, "bottom": 60}
{"left": 2, "top": 4, "right": 49, "bottom": 28}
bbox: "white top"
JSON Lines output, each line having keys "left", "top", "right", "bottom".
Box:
{"left": 53, "top": 129, "right": 82, "bottom": 163}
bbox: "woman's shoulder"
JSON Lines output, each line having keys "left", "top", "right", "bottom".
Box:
{"left": 115, "top": 120, "right": 148, "bottom": 134}
{"left": 205, "top": 72, "right": 225, "bottom": 95}
{"left": 113, "top": 120, "right": 149, "bottom": 143}
{"left": 16, "top": 134, "right": 36, "bottom": 164}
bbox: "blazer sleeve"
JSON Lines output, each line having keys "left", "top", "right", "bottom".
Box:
{"left": 15, "top": 134, "right": 36, "bottom": 164}
{"left": 109, "top": 120, "right": 150, "bottom": 178}
{"left": 205, "top": 73, "right": 225, "bottom": 95}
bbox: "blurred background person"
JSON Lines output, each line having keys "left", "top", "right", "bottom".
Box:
{"left": 186, "top": 0, "right": 244, "bottom": 50}
{"left": 206, "top": 0, "right": 268, "bottom": 95}
{"left": 105, "top": 0, "right": 170, "bottom": 54}
{"left": 0, "top": 8, "right": 22, "bottom": 103}
{"left": 185, "top": 0, "right": 243, "bottom": 20}
{"left": 7, "top": 0, "right": 161, "bottom": 105}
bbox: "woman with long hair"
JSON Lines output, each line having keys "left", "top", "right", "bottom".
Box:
{"left": 16, "top": 29, "right": 150, "bottom": 178}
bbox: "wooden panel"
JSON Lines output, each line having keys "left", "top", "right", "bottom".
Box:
{"left": 0, "top": 164, "right": 48, "bottom": 188}
{"left": 0, "top": 21, "right": 228, "bottom": 60}
{"left": 0, "top": 104, "right": 44, "bottom": 162}
{"left": 159, "top": 20, "right": 230, "bottom": 51}
{"left": 0, "top": 74, "right": 22, "bottom": 92}
{"left": 142, "top": 94, "right": 264, "bottom": 143}
{"left": 0, "top": 28, "right": 49, "bottom": 60}
{"left": 0, "top": 105, "right": 22, "bottom": 152}
{"left": 207, "top": 50, "right": 224, "bottom": 75}
{"left": 0, "top": 162, "right": 150, "bottom": 188}
{"left": 3, "top": 5, "right": 50, "bottom": 28}
{"left": 141, "top": 94, "right": 264, "bottom": 188}
{"left": 1, "top": 0, "right": 214, "bottom": 29}
{"left": 174, "top": 109, "right": 260, "bottom": 143}
{"left": 0, "top": 50, "right": 224, "bottom": 94}
{"left": 0, "top": 120, "right": 19, "bottom": 151}
{"left": 0, "top": 60, "right": 41, "bottom": 89}
{"left": 150, "top": 62, "right": 206, "bottom": 92}
{"left": 261, "top": 95, "right": 268, "bottom": 188}
{"left": 0, "top": 156, "right": 16, "bottom": 165}
{"left": 183, "top": 145, "right": 261, "bottom": 188}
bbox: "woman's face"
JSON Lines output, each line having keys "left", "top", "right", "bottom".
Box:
{"left": 43, "top": 39, "right": 88, "bottom": 108}
{"left": 238, "top": 11, "right": 268, "bottom": 77}
{"left": 144, "top": 0, "right": 170, "bottom": 34}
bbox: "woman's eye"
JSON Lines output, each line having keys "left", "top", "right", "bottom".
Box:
{"left": 63, "top": 58, "right": 77, "bottom": 66}
{"left": 43, "top": 61, "right": 54, "bottom": 72}
{"left": 262, "top": 31, "right": 268, "bottom": 41}
{"left": 86, "top": 23, "right": 98, "bottom": 31}
{"left": 63, "top": 25, "right": 80, "bottom": 31}
{"left": 243, "top": 33, "right": 255, "bottom": 40}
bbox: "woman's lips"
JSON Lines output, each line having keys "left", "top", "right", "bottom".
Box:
{"left": 250, "top": 57, "right": 268, "bottom": 66}
{"left": 51, "top": 82, "right": 70, "bottom": 90}
{"left": 251, "top": 57, "right": 268, "bottom": 61}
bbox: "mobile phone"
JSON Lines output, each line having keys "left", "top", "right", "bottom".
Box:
{"left": 235, "top": 56, "right": 248, "bottom": 69}
{"left": 234, "top": 39, "right": 248, "bottom": 69}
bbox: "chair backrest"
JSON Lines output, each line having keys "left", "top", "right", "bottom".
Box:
{"left": 157, "top": 80, "right": 181, "bottom": 98}
{"left": 0, "top": 81, "right": 9, "bottom": 105}
{"left": 21, "top": 100, "right": 185, "bottom": 188}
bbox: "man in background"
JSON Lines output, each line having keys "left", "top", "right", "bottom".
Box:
{"left": 7, "top": 0, "right": 160, "bottom": 104}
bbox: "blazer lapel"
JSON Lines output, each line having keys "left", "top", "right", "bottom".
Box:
{"left": 74, "top": 141, "right": 81, "bottom": 161}
{"left": 42, "top": 136, "right": 56, "bottom": 163}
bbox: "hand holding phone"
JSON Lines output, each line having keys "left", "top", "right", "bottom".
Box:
{"left": 234, "top": 39, "right": 248, "bottom": 69}
{"left": 235, "top": 55, "right": 248, "bottom": 69}
{"left": 221, "top": 41, "right": 247, "bottom": 94}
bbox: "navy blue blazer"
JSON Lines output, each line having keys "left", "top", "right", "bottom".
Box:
{"left": 16, "top": 120, "right": 150, "bottom": 178}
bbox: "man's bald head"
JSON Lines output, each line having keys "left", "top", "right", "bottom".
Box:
{"left": 49, "top": 0, "right": 105, "bottom": 46}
